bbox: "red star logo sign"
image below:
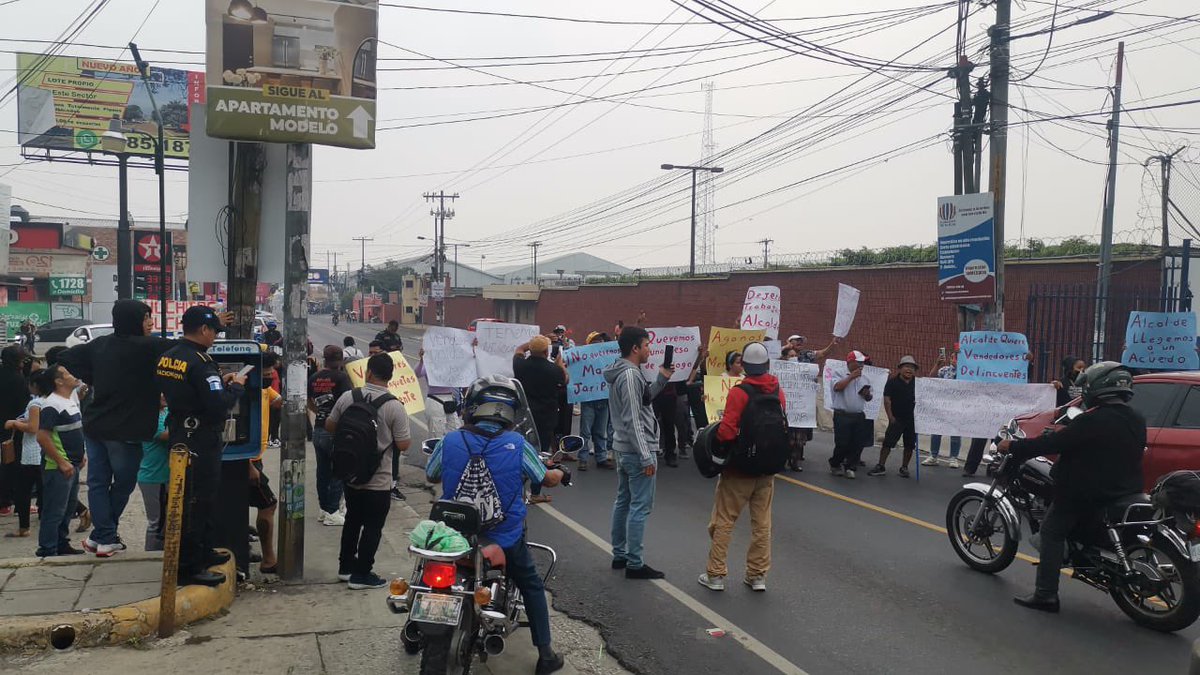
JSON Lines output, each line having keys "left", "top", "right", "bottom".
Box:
{"left": 138, "top": 235, "right": 162, "bottom": 263}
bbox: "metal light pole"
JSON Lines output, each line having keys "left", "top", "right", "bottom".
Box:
{"left": 129, "top": 43, "right": 170, "bottom": 336}
{"left": 101, "top": 121, "right": 133, "bottom": 300}
{"left": 661, "top": 163, "right": 724, "bottom": 276}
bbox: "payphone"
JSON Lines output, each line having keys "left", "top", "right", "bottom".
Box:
{"left": 207, "top": 340, "right": 265, "bottom": 461}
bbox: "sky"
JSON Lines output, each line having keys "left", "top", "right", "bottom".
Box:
{"left": 0, "top": 0, "right": 1198, "bottom": 275}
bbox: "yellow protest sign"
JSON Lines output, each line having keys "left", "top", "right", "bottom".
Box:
{"left": 706, "top": 327, "right": 765, "bottom": 373}
{"left": 703, "top": 375, "right": 744, "bottom": 424}
{"left": 346, "top": 353, "right": 426, "bottom": 416}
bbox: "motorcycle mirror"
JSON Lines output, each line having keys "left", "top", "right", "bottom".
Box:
{"left": 421, "top": 438, "right": 438, "bottom": 456}
{"left": 559, "top": 435, "right": 584, "bottom": 454}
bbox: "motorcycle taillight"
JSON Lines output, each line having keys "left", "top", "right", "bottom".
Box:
{"left": 422, "top": 561, "right": 457, "bottom": 589}
{"left": 1191, "top": 519, "right": 1200, "bottom": 540}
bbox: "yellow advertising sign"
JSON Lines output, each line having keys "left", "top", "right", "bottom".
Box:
{"left": 706, "top": 327, "right": 765, "bottom": 373}
{"left": 703, "top": 375, "right": 744, "bottom": 424}
{"left": 346, "top": 352, "right": 426, "bottom": 416}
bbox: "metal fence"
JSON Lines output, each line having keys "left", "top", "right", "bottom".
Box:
{"left": 1025, "top": 283, "right": 1169, "bottom": 382}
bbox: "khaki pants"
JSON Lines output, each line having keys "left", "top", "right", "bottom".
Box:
{"left": 706, "top": 472, "right": 774, "bottom": 578}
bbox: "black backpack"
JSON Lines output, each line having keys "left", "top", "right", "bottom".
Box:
{"left": 729, "top": 383, "right": 790, "bottom": 476}
{"left": 331, "top": 389, "right": 396, "bottom": 484}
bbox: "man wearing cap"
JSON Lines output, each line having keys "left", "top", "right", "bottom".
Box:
{"left": 829, "top": 350, "right": 875, "bottom": 479}
{"left": 869, "top": 356, "right": 920, "bottom": 478}
{"left": 156, "top": 306, "right": 247, "bottom": 586}
{"left": 374, "top": 320, "right": 404, "bottom": 353}
{"left": 309, "top": 346, "right": 353, "bottom": 526}
{"left": 787, "top": 334, "right": 838, "bottom": 364}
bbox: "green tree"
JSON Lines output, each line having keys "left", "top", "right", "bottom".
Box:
{"left": 123, "top": 104, "right": 144, "bottom": 122}
{"left": 157, "top": 100, "right": 188, "bottom": 130}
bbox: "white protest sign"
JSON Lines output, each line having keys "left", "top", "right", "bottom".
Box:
{"left": 833, "top": 283, "right": 860, "bottom": 338}
{"left": 822, "top": 358, "right": 888, "bottom": 420}
{"left": 474, "top": 322, "right": 541, "bottom": 378}
{"left": 740, "top": 285, "right": 781, "bottom": 340}
{"left": 771, "top": 359, "right": 818, "bottom": 428}
{"left": 915, "top": 378, "right": 1057, "bottom": 438}
{"left": 642, "top": 326, "right": 702, "bottom": 382}
{"left": 422, "top": 327, "right": 478, "bottom": 388}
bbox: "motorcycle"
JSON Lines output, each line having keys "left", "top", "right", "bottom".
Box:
{"left": 946, "top": 409, "right": 1200, "bottom": 632}
{"left": 388, "top": 433, "right": 582, "bottom": 674}
{"left": 332, "top": 313, "right": 340, "bottom": 326}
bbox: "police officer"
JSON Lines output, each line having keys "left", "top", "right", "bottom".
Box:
{"left": 374, "top": 320, "right": 404, "bottom": 353}
{"left": 997, "top": 361, "right": 1145, "bottom": 613}
{"left": 156, "top": 306, "right": 248, "bottom": 587}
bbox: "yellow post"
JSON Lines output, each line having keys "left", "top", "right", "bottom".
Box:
{"left": 158, "top": 443, "right": 190, "bottom": 638}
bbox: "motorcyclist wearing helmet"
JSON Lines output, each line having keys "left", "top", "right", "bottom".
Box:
{"left": 262, "top": 321, "right": 283, "bottom": 348}
{"left": 997, "top": 361, "right": 1146, "bottom": 613}
{"left": 425, "top": 375, "right": 568, "bottom": 675}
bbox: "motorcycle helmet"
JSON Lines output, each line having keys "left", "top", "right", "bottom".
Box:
{"left": 463, "top": 375, "right": 521, "bottom": 428}
{"left": 692, "top": 421, "right": 730, "bottom": 478}
{"left": 1077, "top": 361, "right": 1133, "bottom": 407}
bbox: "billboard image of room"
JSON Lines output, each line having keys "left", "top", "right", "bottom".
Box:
{"left": 204, "top": 0, "right": 378, "bottom": 149}
{"left": 15, "top": 53, "right": 205, "bottom": 160}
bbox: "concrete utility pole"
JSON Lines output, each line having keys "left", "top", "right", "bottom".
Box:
{"left": 278, "top": 143, "right": 312, "bottom": 579}
{"left": 661, "top": 164, "right": 724, "bottom": 276}
{"left": 985, "top": 0, "right": 1011, "bottom": 331}
{"left": 528, "top": 241, "right": 542, "bottom": 282}
{"left": 758, "top": 238, "right": 773, "bottom": 269}
{"left": 1151, "top": 147, "right": 1186, "bottom": 309}
{"left": 352, "top": 236, "right": 372, "bottom": 321}
{"left": 1095, "top": 41, "right": 1125, "bottom": 362}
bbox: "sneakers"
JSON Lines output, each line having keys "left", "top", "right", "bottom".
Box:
{"left": 625, "top": 564, "right": 666, "bottom": 580}
{"left": 867, "top": 465, "right": 886, "bottom": 477}
{"left": 95, "top": 541, "right": 126, "bottom": 558}
{"left": 322, "top": 511, "right": 345, "bottom": 526}
{"left": 611, "top": 558, "right": 627, "bottom": 570}
{"left": 744, "top": 576, "right": 767, "bottom": 592}
{"left": 535, "top": 652, "right": 566, "bottom": 675}
{"left": 921, "top": 456, "right": 939, "bottom": 467}
{"left": 81, "top": 538, "right": 98, "bottom": 554}
{"left": 947, "top": 458, "right": 961, "bottom": 469}
{"left": 899, "top": 466, "right": 911, "bottom": 478}
{"left": 697, "top": 573, "right": 726, "bottom": 591}
{"left": 831, "top": 466, "right": 845, "bottom": 477}
{"left": 337, "top": 570, "right": 353, "bottom": 582}
{"left": 529, "top": 494, "right": 552, "bottom": 505}
{"left": 347, "top": 572, "right": 388, "bottom": 590}
{"left": 577, "top": 461, "right": 589, "bottom": 472}
{"left": 844, "top": 469, "right": 856, "bottom": 479}
{"left": 390, "top": 485, "right": 406, "bottom": 502}
{"left": 596, "top": 459, "right": 616, "bottom": 470}
{"left": 678, "top": 447, "right": 691, "bottom": 460}
{"left": 268, "top": 438, "right": 281, "bottom": 449}
{"left": 0, "top": 506, "right": 13, "bottom": 517}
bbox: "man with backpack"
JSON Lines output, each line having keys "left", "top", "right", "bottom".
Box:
{"left": 324, "top": 353, "right": 411, "bottom": 590}
{"left": 425, "top": 375, "right": 569, "bottom": 675}
{"left": 698, "top": 342, "right": 786, "bottom": 593}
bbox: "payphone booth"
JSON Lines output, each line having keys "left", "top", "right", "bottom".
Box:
{"left": 208, "top": 340, "right": 264, "bottom": 574}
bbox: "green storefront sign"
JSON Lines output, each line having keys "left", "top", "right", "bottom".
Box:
{"left": 49, "top": 275, "right": 86, "bottom": 297}
{"left": 0, "top": 302, "right": 49, "bottom": 338}
{"left": 206, "top": 88, "right": 375, "bottom": 149}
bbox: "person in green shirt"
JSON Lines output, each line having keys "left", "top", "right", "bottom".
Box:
{"left": 137, "top": 396, "right": 170, "bottom": 551}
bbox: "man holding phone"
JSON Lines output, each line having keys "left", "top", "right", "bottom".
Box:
{"left": 513, "top": 336, "right": 569, "bottom": 504}
{"left": 605, "top": 326, "right": 673, "bottom": 580}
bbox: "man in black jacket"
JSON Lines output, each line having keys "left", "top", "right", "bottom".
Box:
{"left": 0, "top": 346, "right": 31, "bottom": 513}
{"left": 998, "top": 361, "right": 1145, "bottom": 613}
{"left": 60, "top": 300, "right": 174, "bottom": 557}
{"left": 375, "top": 320, "right": 404, "bottom": 353}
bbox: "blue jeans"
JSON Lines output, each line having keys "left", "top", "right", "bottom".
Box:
{"left": 929, "top": 435, "right": 962, "bottom": 459}
{"left": 610, "top": 452, "right": 656, "bottom": 569}
{"left": 38, "top": 463, "right": 80, "bottom": 556}
{"left": 579, "top": 400, "right": 610, "bottom": 464}
{"left": 312, "top": 427, "right": 343, "bottom": 514}
{"left": 85, "top": 438, "right": 143, "bottom": 545}
{"left": 504, "top": 536, "right": 551, "bottom": 647}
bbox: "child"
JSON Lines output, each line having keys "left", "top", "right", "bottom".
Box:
{"left": 137, "top": 395, "right": 170, "bottom": 551}
{"left": 5, "top": 368, "right": 44, "bottom": 538}
{"left": 34, "top": 365, "right": 86, "bottom": 557}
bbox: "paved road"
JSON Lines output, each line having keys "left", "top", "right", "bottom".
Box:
{"left": 309, "top": 321, "right": 1200, "bottom": 675}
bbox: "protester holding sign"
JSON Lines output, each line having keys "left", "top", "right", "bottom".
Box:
{"left": 828, "top": 350, "right": 875, "bottom": 479}
{"left": 1054, "top": 356, "right": 1087, "bottom": 407}
{"left": 706, "top": 327, "right": 764, "bottom": 374}
{"left": 868, "top": 356, "right": 919, "bottom": 478}
{"left": 832, "top": 284, "right": 860, "bottom": 338}
{"left": 415, "top": 349, "right": 462, "bottom": 439}
{"left": 957, "top": 331, "right": 1031, "bottom": 383}
{"left": 739, "top": 286, "right": 781, "bottom": 339}
{"left": 770, "top": 358, "right": 818, "bottom": 471}
{"left": 513, "top": 337, "right": 569, "bottom": 504}
{"left": 568, "top": 334, "right": 619, "bottom": 471}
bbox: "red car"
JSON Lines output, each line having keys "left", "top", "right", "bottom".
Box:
{"left": 468, "top": 318, "right": 499, "bottom": 331}
{"left": 1015, "top": 371, "right": 1200, "bottom": 492}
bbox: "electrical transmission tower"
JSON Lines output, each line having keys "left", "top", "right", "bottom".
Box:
{"left": 698, "top": 81, "right": 718, "bottom": 266}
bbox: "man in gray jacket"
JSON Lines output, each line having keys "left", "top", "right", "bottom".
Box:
{"left": 604, "top": 326, "right": 672, "bottom": 580}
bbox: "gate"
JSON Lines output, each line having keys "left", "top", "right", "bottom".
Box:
{"left": 1025, "top": 283, "right": 1167, "bottom": 382}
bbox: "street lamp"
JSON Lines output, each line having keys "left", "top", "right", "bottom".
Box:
{"left": 660, "top": 163, "right": 724, "bottom": 276}
{"left": 130, "top": 42, "right": 170, "bottom": 337}
{"left": 100, "top": 119, "right": 133, "bottom": 300}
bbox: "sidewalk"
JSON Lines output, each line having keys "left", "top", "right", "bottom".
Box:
{"left": 1, "top": 446, "right": 629, "bottom": 675}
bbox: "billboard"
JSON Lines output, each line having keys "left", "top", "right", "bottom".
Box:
{"left": 15, "top": 53, "right": 204, "bottom": 160}
{"left": 204, "top": 0, "right": 378, "bottom": 149}
{"left": 937, "top": 192, "right": 995, "bottom": 303}
{"left": 307, "top": 268, "right": 329, "bottom": 284}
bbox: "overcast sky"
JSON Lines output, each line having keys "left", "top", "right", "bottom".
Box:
{"left": 1, "top": 0, "right": 1197, "bottom": 274}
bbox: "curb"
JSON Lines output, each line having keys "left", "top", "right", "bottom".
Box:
{"left": 0, "top": 552, "right": 236, "bottom": 652}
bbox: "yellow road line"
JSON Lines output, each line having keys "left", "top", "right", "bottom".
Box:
{"left": 774, "top": 474, "right": 1041, "bottom": 565}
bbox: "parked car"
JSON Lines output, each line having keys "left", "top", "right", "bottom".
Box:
{"left": 1015, "top": 371, "right": 1200, "bottom": 492}
{"left": 468, "top": 318, "right": 499, "bottom": 331}
{"left": 65, "top": 324, "right": 115, "bottom": 348}
{"left": 36, "top": 318, "right": 89, "bottom": 342}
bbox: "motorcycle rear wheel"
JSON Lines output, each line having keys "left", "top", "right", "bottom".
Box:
{"left": 420, "top": 634, "right": 451, "bottom": 675}
{"left": 946, "top": 490, "right": 1018, "bottom": 573}
{"left": 1110, "top": 537, "right": 1200, "bottom": 633}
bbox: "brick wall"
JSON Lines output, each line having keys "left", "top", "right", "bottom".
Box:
{"left": 443, "top": 294, "right": 494, "bottom": 328}
{"left": 444, "top": 257, "right": 1159, "bottom": 376}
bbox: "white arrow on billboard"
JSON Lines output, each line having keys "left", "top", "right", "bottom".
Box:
{"left": 347, "top": 106, "right": 373, "bottom": 140}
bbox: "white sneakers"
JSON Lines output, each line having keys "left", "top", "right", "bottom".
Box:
{"left": 744, "top": 577, "right": 767, "bottom": 592}
{"left": 320, "top": 510, "right": 346, "bottom": 526}
{"left": 947, "top": 458, "right": 961, "bottom": 469}
{"left": 698, "top": 573, "right": 726, "bottom": 591}
{"left": 83, "top": 538, "right": 126, "bottom": 558}
{"left": 921, "top": 456, "right": 939, "bottom": 466}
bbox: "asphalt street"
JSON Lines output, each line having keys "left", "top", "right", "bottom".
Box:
{"left": 308, "top": 319, "right": 1200, "bottom": 675}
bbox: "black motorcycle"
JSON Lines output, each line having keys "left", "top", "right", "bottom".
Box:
{"left": 946, "top": 413, "right": 1200, "bottom": 632}
{"left": 332, "top": 313, "right": 340, "bottom": 326}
